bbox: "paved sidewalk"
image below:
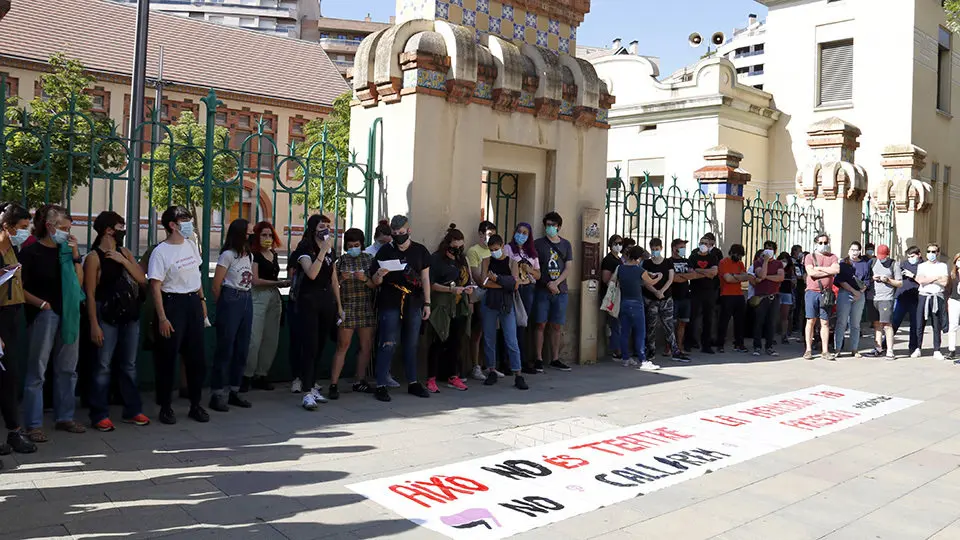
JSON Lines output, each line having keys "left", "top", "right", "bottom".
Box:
{"left": 2, "top": 335, "right": 960, "bottom": 540}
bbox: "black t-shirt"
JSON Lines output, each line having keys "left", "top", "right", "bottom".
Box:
{"left": 291, "top": 242, "right": 336, "bottom": 299}
{"left": 670, "top": 256, "right": 690, "bottom": 300}
{"left": 20, "top": 241, "right": 63, "bottom": 322}
{"left": 601, "top": 252, "right": 622, "bottom": 297}
{"left": 370, "top": 241, "right": 431, "bottom": 311}
{"left": 430, "top": 251, "right": 469, "bottom": 287}
{"left": 253, "top": 250, "right": 280, "bottom": 282}
{"left": 710, "top": 247, "right": 724, "bottom": 291}
{"left": 642, "top": 258, "right": 673, "bottom": 299}
{"left": 687, "top": 250, "right": 719, "bottom": 295}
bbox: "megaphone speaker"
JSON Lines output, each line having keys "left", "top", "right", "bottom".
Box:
{"left": 711, "top": 32, "right": 725, "bottom": 46}
{"left": 689, "top": 32, "right": 703, "bottom": 47}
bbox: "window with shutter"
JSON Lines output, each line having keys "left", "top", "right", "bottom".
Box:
{"left": 818, "top": 39, "right": 853, "bottom": 106}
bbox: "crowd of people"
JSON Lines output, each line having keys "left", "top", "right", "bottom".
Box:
{"left": 0, "top": 202, "right": 588, "bottom": 469}
{"left": 600, "top": 231, "right": 960, "bottom": 367}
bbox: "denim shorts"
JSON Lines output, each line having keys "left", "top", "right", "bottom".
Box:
{"left": 804, "top": 289, "right": 830, "bottom": 320}
{"left": 533, "top": 289, "right": 568, "bottom": 325}
{"left": 673, "top": 298, "right": 691, "bottom": 322}
{"left": 779, "top": 292, "right": 794, "bottom": 306}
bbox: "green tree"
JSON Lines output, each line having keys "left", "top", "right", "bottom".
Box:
{"left": 292, "top": 91, "right": 352, "bottom": 216}
{"left": 144, "top": 110, "right": 239, "bottom": 216}
{"left": 947, "top": 1, "right": 960, "bottom": 32}
{"left": 1, "top": 53, "right": 125, "bottom": 207}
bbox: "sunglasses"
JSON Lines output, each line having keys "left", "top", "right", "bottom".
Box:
{"left": 927, "top": 250, "right": 939, "bottom": 254}
{"left": 816, "top": 242, "right": 829, "bottom": 245}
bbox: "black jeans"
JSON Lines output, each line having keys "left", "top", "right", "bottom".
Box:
{"left": 428, "top": 316, "right": 467, "bottom": 380}
{"left": 917, "top": 295, "right": 946, "bottom": 351}
{"left": 0, "top": 305, "right": 23, "bottom": 430}
{"left": 717, "top": 295, "right": 745, "bottom": 348}
{"left": 298, "top": 291, "right": 337, "bottom": 390}
{"left": 753, "top": 295, "right": 780, "bottom": 350}
{"left": 154, "top": 292, "right": 206, "bottom": 408}
{"left": 690, "top": 291, "right": 717, "bottom": 350}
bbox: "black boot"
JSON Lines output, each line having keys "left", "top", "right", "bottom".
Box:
{"left": 7, "top": 430, "right": 37, "bottom": 454}
{"left": 228, "top": 391, "right": 252, "bottom": 408}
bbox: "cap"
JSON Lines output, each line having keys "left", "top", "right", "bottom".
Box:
{"left": 877, "top": 244, "right": 891, "bottom": 258}
{"left": 671, "top": 238, "right": 688, "bottom": 248}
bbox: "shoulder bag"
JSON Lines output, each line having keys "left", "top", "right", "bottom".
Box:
{"left": 600, "top": 266, "right": 621, "bottom": 318}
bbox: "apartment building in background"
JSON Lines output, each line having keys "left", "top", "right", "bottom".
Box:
{"left": 717, "top": 13, "right": 767, "bottom": 90}
{"left": 315, "top": 14, "right": 392, "bottom": 74}
{"left": 110, "top": 0, "right": 320, "bottom": 39}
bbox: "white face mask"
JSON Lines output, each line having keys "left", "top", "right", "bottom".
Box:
{"left": 815, "top": 243, "right": 829, "bottom": 253}
{"left": 763, "top": 249, "right": 775, "bottom": 259}
{"left": 612, "top": 245, "right": 622, "bottom": 254}
{"left": 908, "top": 255, "right": 920, "bottom": 265}
{"left": 849, "top": 249, "right": 861, "bottom": 259}
{"left": 699, "top": 244, "right": 709, "bottom": 254}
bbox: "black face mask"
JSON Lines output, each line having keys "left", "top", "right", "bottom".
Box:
{"left": 317, "top": 229, "right": 329, "bottom": 241}
{"left": 392, "top": 232, "right": 409, "bottom": 245}
{"left": 114, "top": 230, "right": 126, "bottom": 247}
{"left": 730, "top": 254, "right": 742, "bottom": 262}
{"left": 448, "top": 246, "right": 463, "bottom": 257}
{"left": 248, "top": 233, "right": 256, "bottom": 245}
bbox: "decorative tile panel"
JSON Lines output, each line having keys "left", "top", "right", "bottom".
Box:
{"left": 489, "top": 16, "right": 501, "bottom": 34}
{"left": 450, "top": 0, "right": 462, "bottom": 6}
{"left": 548, "top": 18, "right": 560, "bottom": 35}
{"left": 596, "top": 108, "right": 608, "bottom": 124}
{"left": 477, "top": 0, "right": 489, "bottom": 14}
{"left": 435, "top": 1, "right": 449, "bottom": 19}
{"left": 475, "top": 80, "right": 493, "bottom": 100}
{"left": 560, "top": 100, "right": 574, "bottom": 116}
{"left": 559, "top": 36, "right": 570, "bottom": 53}
{"left": 501, "top": 4, "right": 514, "bottom": 20}
{"left": 519, "top": 90, "right": 535, "bottom": 108}
{"left": 513, "top": 22, "right": 525, "bottom": 40}
{"left": 403, "top": 69, "right": 418, "bottom": 89}
{"left": 525, "top": 11, "right": 538, "bottom": 27}
{"left": 418, "top": 69, "right": 447, "bottom": 91}
{"left": 536, "top": 30, "right": 548, "bottom": 47}
{"left": 463, "top": 8, "right": 477, "bottom": 26}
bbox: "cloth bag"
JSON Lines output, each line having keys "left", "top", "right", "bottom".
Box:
{"left": 514, "top": 290, "right": 529, "bottom": 327}
{"left": 600, "top": 266, "right": 621, "bottom": 318}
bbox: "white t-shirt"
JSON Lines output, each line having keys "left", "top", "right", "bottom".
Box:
{"left": 148, "top": 240, "right": 203, "bottom": 294}
{"left": 217, "top": 249, "right": 253, "bottom": 291}
{"left": 364, "top": 242, "right": 384, "bottom": 257}
{"left": 917, "top": 261, "right": 948, "bottom": 296}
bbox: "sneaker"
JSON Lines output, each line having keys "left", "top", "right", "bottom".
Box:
{"left": 803, "top": 350, "right": 813, "bottom": 360}
{"left": 239, "top": 377, "right": 252, "bottom": 393}
{"left": 752, "top": 348, "right": 762, "bottom": 357}
{"left": 934, "top": 351, "right": 945, "bottom": 361}
{"left": 302, "top": 393, "right": 319, "bottom": 411}
{"left": 408, "top": 382, "right": 430, "bottom": 398}
{"left": 188, "top": 405, "right": 210, "bottom": 423}
{"left": 886, "top": 353, "right": 897, "bottom": 360}
{"left": 228, "top": 392, "right": 252, "bottom": 408}
{"left": 717, "top": 347, "right": 726, "bottom": 354}
{"left": 352, "top": 380, "right": 373, "bottom": 393}
{"left": 766, "top": 348, "right": 780, "bottom": 357}
{"left": 514, "top": 375, "right": 529, "bottom": 390}
{"left": 866, "top": 348, "right": 884, "bottom": 358}
{"left": 93, "top": 419, "right": 115, "bottom": 432}
{"left": 534, "top": 360, "right": 545, "bottom": 373}
{"left": 910, "top": 349, "right": 922, "bottom": 358}
{"left": 375, "top": 386, "right": 391, "bottom": 402}
{"left": 782, "top": 335, "right": 790, "bottom": 345}
{"left": 123, "top": 414, "right": 151, "bottom": 426}
{"left": 6, "top": 430, "right": 37, "bottom": 454}
{"left": 470, "top": 365, "right": 486, "bottom": 381}
{"left": 490, "top": 368, "right": 506, "bottom": 378}
{"left": 159, "top": 407, "right": 176, "bottom": 425}
{"left": 291, "top": 378, "right": 303, "bottom": 393}
{"left": 671, "top": 352, "right": 691, "bottom": 363}
{"left": 521, "top": 366, "right": 539, "bottom": 375}
{"left": 386, "top": 374, "right": 402, "bottom": 388}
{"left": 734, "top": 346, "right": 749, "bottom": 354}
{"left": 638, "top": 360, "right": 661, "bottom": 371}
{"left": 853, "top": 352, "right": 863, "bottom": 359}
{"left": 209, "top": 394, "right": 229, "bottom": 413}
{"left": 252, "top": 376, "right": 274, "bottom": 391}
{"left": 311, "top": 387, "right": 328, "bottom": 403}
{"left": 328, "top": 384, "right": 340, "bottom": 400}
{"left": 426, "top": 378, "right": 440, "bottom": 393}
{"left": 701, "top": 348, "right": 716, "bottom": 355}
{"left": 621, "top": 358, "right": 639, "bottom": 368}
{"left": 483, "top": 370, "right": 498, "bottom": 386}
{"left": 549, "top": 360, "right": 572, "bottom": 371}
{"left": 948, "top": 350, "right": 957, "bottom": 361}
{"left": 447, "top": 376, "right": 468, "bottom": 391}
{"left": 823, "top": 353, "right": 837, "bottom": 362}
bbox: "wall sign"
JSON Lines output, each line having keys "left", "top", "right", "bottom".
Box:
{"left": 348, "top": 385, "right": 919, "bottom": 539}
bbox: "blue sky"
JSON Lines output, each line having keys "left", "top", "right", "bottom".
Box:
{"left": 319, "top": 0, "right": 767, "bottom": 76}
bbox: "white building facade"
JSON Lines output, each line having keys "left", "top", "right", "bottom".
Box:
{"left": 717, "top": 14, "right": 767, "bottom": 90}
{"left": 111, "top": 0, "right": 320, "bottom": 39}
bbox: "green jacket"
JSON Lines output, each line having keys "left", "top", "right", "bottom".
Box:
{"left": 59, "top": 243, "right": 85, "bottom": 344}
{"left": 428, "top": 290, "right": 471, "bottom": 342}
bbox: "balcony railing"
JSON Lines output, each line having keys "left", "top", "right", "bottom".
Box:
{"left": 332, "top": 59, "right": 355, "bottom": 69}
{"left": 318, "top": 37, "right": 362, "bottom": 50}
{"left": 733, "top": 49, "right": 764, "bottom": 59}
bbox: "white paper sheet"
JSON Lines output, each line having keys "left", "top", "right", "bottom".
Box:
{"left": 379, "top": 259, "right": 407, "bottom": 272}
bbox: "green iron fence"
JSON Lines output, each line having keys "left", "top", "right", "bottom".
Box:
{"left": 482, "top": 171, "right": 519, "bottom": 234}
{"left": 605, "top": 168, "right": 716, "bottom": 250}
{"left": 741, "top": 191, "right": 824, "bottom": 257}
{"left": 862, "top": 193, "right": 894, "bottom": 248}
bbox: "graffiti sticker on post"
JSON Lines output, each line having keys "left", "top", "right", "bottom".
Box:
{"left": 348, "top": 385, "right": 919, "bottom": 539}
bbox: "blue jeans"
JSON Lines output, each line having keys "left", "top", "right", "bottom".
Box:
{"left": 533, "top": 289, "right": 569, "bottom": 325}
{"left": 89, "top": 306, "right": 143, "bottom": 423}
{"left": 892, "top": 292, "right": 920, "bottom": 351}
{"left": 619, "top": 298, "right": 647, "bottom": 361}
{"left": 375, "top": 304, "right": 422, "bottom": 387}
{"left": 482, "top": 304, "right": 522, "bottom": 373}
{"left": 23, "top": 310, "right": 79, "bottom": 429}
{"left": 835, "top": 290, "right": 866, "bottom": 352}
{"left": 212, "top": 287, "right": 253, "bottom": 394}
{"left": 606, "top": 313, "right": 622, "bottom": 355}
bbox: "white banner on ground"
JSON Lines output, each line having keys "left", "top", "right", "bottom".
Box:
{"left": 348, "top": 385, "right": 920, "bottom": 539}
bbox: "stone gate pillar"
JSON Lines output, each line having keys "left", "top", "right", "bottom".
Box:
{"left": 795, "top": 117, "right": 867, "bottom": 250}
{"left": 873, "top": 144, "right": 933, "bottom": 254}
{"left": 694, "top": 145, "right": 751, "bottom": 248}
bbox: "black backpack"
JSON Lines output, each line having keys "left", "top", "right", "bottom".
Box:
{"left": 98, "top": 249, "right": 143, "bottom": 325}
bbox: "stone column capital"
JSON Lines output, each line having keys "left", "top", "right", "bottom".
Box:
{"left": 693, "top": 145, "right": 751, "bottom": 200}
{"left": 876, "top": 143, "right": 932, "bottom": 213}
{"left": 796, "top": 116, "right": 867, "bottom": 201}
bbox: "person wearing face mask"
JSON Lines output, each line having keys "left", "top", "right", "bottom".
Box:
{"left": 505, "top": 222, "right": 541, "bottom": 374}
{"left": 642, "top": 238, "right": 687, "bottom": 362}
{"left": 19, "top": 204, "right": 86, "bottom": 442}
{"left": 148, "top": 205, "right": 209, "bottom": 424}
{"left": 621, "top": 238, "right": 637, "bottom": 263}
{"left": 466, "top": 221, "right": 497, "bottom": 381}
{"left": 533, "top": 212, "right": 574, "bottom": 372}
{"left": 716, "top": 244, "right": 750, "bottom": 354}
{"left": 425, "top": 226, "right": 474, "bottom": 393}
{"left": 885, "top": 246, "right": 922, "bottom": 355}
{"left": 241, "top": 221, "right": 288, "bottom": 392}
{"left": 364, "top": 220, "right": 392, "bottom": 257}
{"left": 479, "top": 234, "right": 528, "bottom": 389}
{"left": 752, "top": 241, "right": 784, "bottom": 357}
{"left": 0, "top": 203, "right": 38, "bottom": 456}
{"left": 868, "top": 244, "right": 902, "bottom": 360}
{"left": 833, "top": 241, "right": 871, "bottom": 358}
{"left": 669, "top": 239, "right": 695, "bottom": 356}
{"left": 790, "top": 245, "right": 807, "bottom": 336}
{"left": 84, "top": 211, "right": 149, "bottom": 432}
{"left": 776, "top": 252, "right": 797, "bottom": 344}
{"left": 947, "top": 252, "right": 960, "bottom": 362}
{"left": 803, "top": 233, "right": 840, "bottom": 360}
{"left": 369, "top": 215, "right": 433, "bottom": 402}
{"left": 330, "top": 227, "right": 377, "bottom": 398}
{"left": 913, "top": 243, "right": 949, "bottom": 359}
{"left": 685, "top": 235, "right": 720, "bottom": 354}
{"left": 600, "top": 234, "right": 624, "bottom": 361}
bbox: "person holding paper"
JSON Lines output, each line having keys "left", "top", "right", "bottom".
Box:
{"left": 425, "top": 225, "right": 473, "bottom": 393}
{"left": 0, "top": 202, "right": 37, "bottom": 456}
{"left": 369, "top": 215, "right": 432, "bottom": 402}
{"left": 330, "top": 227, "right": 378, "bottom": 399}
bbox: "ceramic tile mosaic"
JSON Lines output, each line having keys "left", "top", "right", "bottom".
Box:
{"left": 418, "top": 69, "right": 447, "bottom": 91}
{"left": 475, "top": 79, "right": 493, "bottom": 100}
{"left": 489, "top": 16, "right": 501, "bottom": 34}
{"left": 450, "top": 0, "right": 463, "bottom": 6}
{"left": 548, "top": 18, "right": 560, "bottom": 35}
{"left": 519, "top": 90, "right": 535, "bottom": 108}
{"left": 435, "top": 1, "right": 449, "bottom": 19}
{"left": 477, "top": 0, "right": 489, "bottom": 14}
{"left": 463, "top": 8, "right": 477, "bottom": 26}
{"left": 559, "top": 36, "right": 570, "bottom": 53}
{"left": 403, "top": 69, "right": 419, "bottom": 89}
{"left": 596, "top": 108, "right": 608, "bottom": 123}
{"left": 501, "top": 4, "right": 514, "bottom": 20}
{"left": 525, "top": 11, "right": 538, "bottom": 27}
{"left": 560, "top": 100, "right": 574, "bottom": 116}
{"left": 536, "top": 30, "right": 548, "bottom": 47}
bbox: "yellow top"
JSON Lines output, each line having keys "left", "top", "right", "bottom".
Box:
{"left": 0, "top": 243, "right": 25, "bottom": 307}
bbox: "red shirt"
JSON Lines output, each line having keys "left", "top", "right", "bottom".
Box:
{"left": 753, "top": 257, "right": 783, "bottom": 296}
{"left": 804, "top": 252, "right": 839, "bottom": 292}
{"left": 718, "top": 257, "right": 745, "bottom": 296}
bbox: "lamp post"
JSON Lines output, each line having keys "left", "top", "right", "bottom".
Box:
{"left": 125, "top": 0, "right": 150, "bottom": 255}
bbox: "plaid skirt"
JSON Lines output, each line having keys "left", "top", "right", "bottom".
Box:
{"left": 341, "top": 286, "right": 376, "bottom": 328}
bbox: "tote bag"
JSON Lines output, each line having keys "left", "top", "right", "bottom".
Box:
{"left": 514, "top": 290, "right": 529, "bottom": 327}
{"left": 600, "top": 266, "right": 621, "bottom": 318}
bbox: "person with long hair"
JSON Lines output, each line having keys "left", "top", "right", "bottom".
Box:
{"left": 777, "top": 252, "right": 796, "bottom": 344}
{"left": 84, "top": 211, "right": 149, "bottom": 432}
{"left": 505, "top": 222, "right": 540, "bottom": 374}
{"left": 20, "top": 204, "right": 86, "bottom": 441}
{"left": 209, "top": 219, "right": 254, "bottom": 412}
{"left": 242, "top": 221, "right": 288, "bottom": 392}
{"left": 834, "top": 241, "right": 870, "bottom": 358}
{"left": 148, "top": 205, "right": 209, "bottom": 424}
{"left": 330, "top": 227, "right": 377, "bottom": 398}
{"left": 425, "top": 225, "right": 474, "bottom": 393}
{"left": 949, "top": 252, "right": 960, "bottom": 362}
{"left": 0, "top": 202, "right": 37, "bottom": 456}
{"left": 291, "top": 214, "right": 338, "bottom": 409}
{"left": 613, "top": 245, "right": 663, "bottom": 371}
{"left": 600, "top": 234, "right": 623, "bottom": 361}
{"left": 480, "top": 234, "right": 528, "bottom": 389}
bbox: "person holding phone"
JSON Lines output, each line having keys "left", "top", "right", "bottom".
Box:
{"left": 870, "top": 244, "right": 902, "bottom": 359}
{"left": 425, "top": 225, "right": 473, "bottom": 393}
{"left": 330, "top": 227, "right": 377, "bottom": 399}
{"left": 480, "top": 234, "right": 528, "bottom": 390}
{"left": 505, "top": 222, "right": 541, "bottom": 373}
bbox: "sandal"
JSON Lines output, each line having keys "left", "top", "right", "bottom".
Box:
{"left": 25, "top": 428, "right": 48, "bottom": 443}
{"left": 54, "top": 421, "right": 87, "bottom": 434}
{"left": 802, "top": 351, "right": 813, "bottom": 360}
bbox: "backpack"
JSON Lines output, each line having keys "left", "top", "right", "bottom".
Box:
{"left": 99, "top": 250, "right": 142, "bottom": 325}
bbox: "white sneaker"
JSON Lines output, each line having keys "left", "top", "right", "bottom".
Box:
{"left": 291, "top": 378, "right": 302, "bottom": 393}
{"left": 470, "top": 365, "right": 486, "bottom": 381}
{"left": 311, "top": 387, "right": 328, "bottom": 403}
{"left": 385, "top": 374, "right": 401, "bottom": 388}
{"left": 638, "top": 360, "right": 661, "bottom": 371}
{"left": 302, "top": 393, "right": 318, "bottom": 410}
{"left": 490, "top": 368, "right": 506, "bottom": 378}
{"left": 933, "top": 351, "right": 945, "bottom": 360}
{"left": 910, "top": 349, "right": 922, "bottom": 358}
{"left": 621, "top": 358, "right": 639, "bottom": 368}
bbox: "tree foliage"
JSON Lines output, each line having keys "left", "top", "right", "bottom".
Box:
{"left": 947, "top": 1, "right": 960, "bottom": 32}
{"left": 1, "top": 53, "right": 125, "bottom": 207}
{"left": 292, "top": 91, "right": 352, "bottom": 216}
{"left": 144, "top": 110, "right": 238, "bottom": 214}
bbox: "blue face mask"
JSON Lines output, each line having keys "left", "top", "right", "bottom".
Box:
{"left": 545, "top": 225, "right": 559, "bottom": 238}
{"left": 347, "top": 247, "right": 361, "bottom": 258}
{"left": 514, "top": 232, "right": 528, "bottom": 245}
{"left": 491, "top": 249, "right": 504, "bottom": 259}
{"left": 178, "top": 221, "right": 194, "bottom": 238}
{"left": 652, "top": 250, "right": 662, "bottom": 258}
{"left": 10, "top": 228, "right": 29, "bottom": 247}
{"left": 52, "top": 229, "right": 69, "bottom": 245}
{"left": 679, "top": 247, "right": 687, "bottom": 257}
{"left": 927, "top": 252, "right": 938, "bottom": 262}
